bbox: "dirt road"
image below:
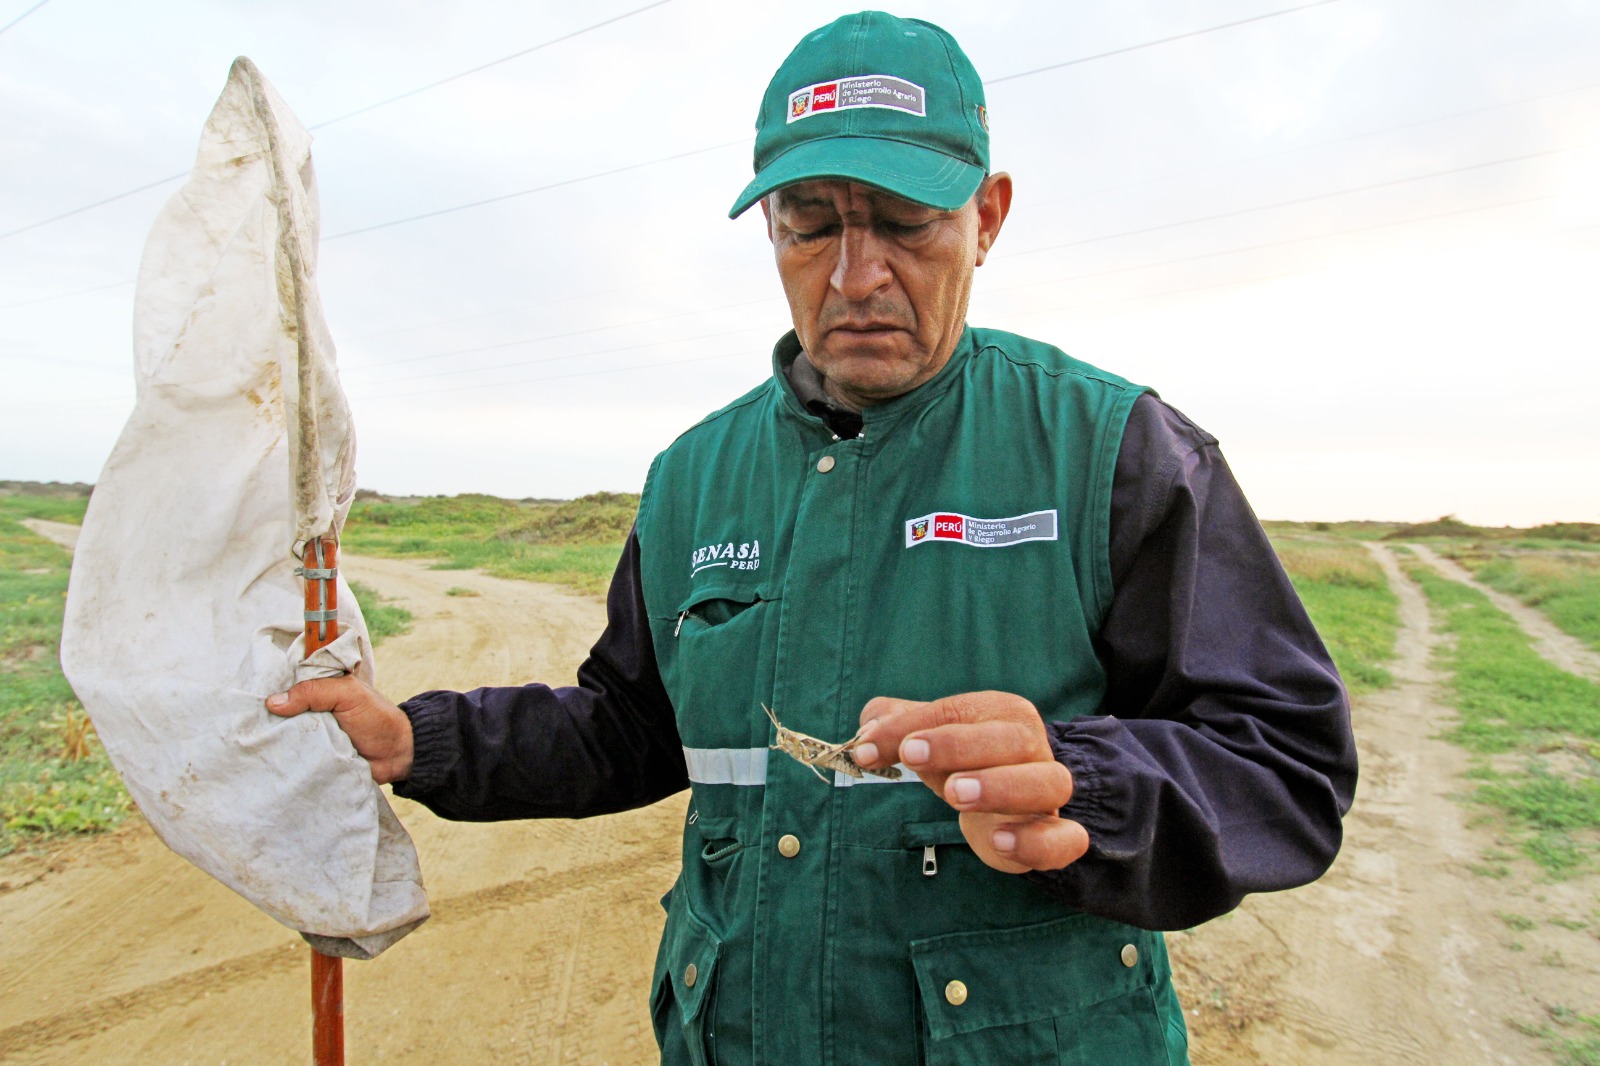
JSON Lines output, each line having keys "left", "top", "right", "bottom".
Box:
{"left": 1172, "top": 542, "right": 1599, "bottom": 1064}
{"left": 2, "top": 538, "right": 685, "bottom": 1065}
{"left": 4, "top": 527, "right": 1596, "bottom": 1063}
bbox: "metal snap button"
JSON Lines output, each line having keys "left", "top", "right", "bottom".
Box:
{"left": 778, "top": 834, "right": 801, "bottom": 858}
{"left": 684, "top": 962, "right": 698, "bottom": 987}
{"left": 816, "top": 455, "right": 836, "bottom": 473}
{"left": 945, "top": 980, "right": 968, "bottom": 1006}
{"left": 1120, "top": 944, "right": 1139, "bottom": 968}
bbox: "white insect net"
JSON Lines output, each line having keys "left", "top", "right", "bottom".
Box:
{"left": 61, "top": 58, "right": 427, "bottom": 960}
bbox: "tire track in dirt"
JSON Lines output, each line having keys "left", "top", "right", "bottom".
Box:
{"left": 1405, "top": 542, "right": 1600, "bottom": 682}
{"left": 0, "top": 845, "right": 680, "bottom": 1059}
{"left": 2, "top": 539, "right": 687, "bottom": 1065}
{"left": 1170, "top": 542, "right": 1577, "bottom": 1065}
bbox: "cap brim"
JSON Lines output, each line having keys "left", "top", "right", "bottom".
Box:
{"left": 728, "top": 135, "right": 985, "bottom": 219}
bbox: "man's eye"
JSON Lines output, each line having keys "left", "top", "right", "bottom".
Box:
{"left": 883, "top": 221, "right": 933, "bottom": 237}
{"left": 792, "top": 224, "right": 839, "bottom": 242}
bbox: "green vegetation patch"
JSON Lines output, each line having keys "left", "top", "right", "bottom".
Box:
{"left": 1405, "top": 563, "right": 1600, "bottom": 753}
{"left": 341, "top": 492, "right": 636, "bottom": 597}
{"left": 348, "top": 579, "right": 412, "bottom": 646}
{"left": 1270, "top": 535, "right": 1399, "bottom": 694}
{"left": 0, "top": 500, "right": 131, "bottom": 856}
{"left": 1383, "top": 514, "right": 1491, "bottom": 540}
{"left": 1517, "top": 1005, "right": 1600, "bottom": 1066}
{"left": 1403, "top": 560, "right": 1600, "bottom": 876}
{"left": 1470, "top": 554, "right": 1600, "bottom": 655}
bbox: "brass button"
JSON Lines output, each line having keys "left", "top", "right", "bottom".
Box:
{"left": 816, "top": 455, "right": 836, "bottom": 473}
{"left": 777, "top": 834, "right": 801, "bottom": 858}
{"left": 684, "top": 962, "right": 698, "bottom": 987}
{"left": 1120, "top": 944, "right": 1139, "bottom": 968}
{"left": 944, "top": 980, "right": 968, "bottom": 1006}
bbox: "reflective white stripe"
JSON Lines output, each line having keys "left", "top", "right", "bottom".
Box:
{"left": 683, "top": 747, "right": 769, "bottom": 785}
{"left": 833, "top": 764, "right": 920, "bottom": 788}
{"left": 683, "top": 747, "right": 922, "bottom": 788}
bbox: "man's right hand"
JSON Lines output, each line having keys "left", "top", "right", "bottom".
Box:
{"left": 267, "top": 676, "right": 415, "bottom": 785}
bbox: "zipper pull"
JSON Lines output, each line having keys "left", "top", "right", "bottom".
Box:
{"left": 675, "top": 610, "right": 687, "bottom": 638}
{"left": 922, "top": 845, "right": 938, "bottom": 877}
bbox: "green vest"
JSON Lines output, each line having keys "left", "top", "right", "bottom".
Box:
{"left": 636, "top": 326, "right": 1190, "bottom": 1066}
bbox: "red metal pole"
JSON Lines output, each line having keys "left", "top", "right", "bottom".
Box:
{"left": 303, "top": 536, "right": 345, "bottom": 1066}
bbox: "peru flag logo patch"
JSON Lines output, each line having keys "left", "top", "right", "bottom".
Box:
{"left": 904, "top": 509, "right": 1058, "bottom": 549}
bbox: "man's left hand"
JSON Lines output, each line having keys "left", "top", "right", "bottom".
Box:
{"left": 852, "top": 691, "right": 1088, "bottom": 875}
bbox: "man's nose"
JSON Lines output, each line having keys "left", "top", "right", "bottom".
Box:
{"left": 830, "top": 224, "right": 893, "bottom": 300}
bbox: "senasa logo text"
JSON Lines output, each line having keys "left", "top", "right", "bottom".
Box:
{"left": 691, "top": 539, "right": 761, "bottom": 574}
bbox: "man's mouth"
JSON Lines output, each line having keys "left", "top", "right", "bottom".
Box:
{"left": 827, "top": 321, "right": 907, "bottom": 335}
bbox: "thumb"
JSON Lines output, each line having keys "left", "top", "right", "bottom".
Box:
{"left": 265, "top": 675, "right": 355, "bottom": 718}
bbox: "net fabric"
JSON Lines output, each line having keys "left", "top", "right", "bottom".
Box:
{"left": 62, "top": 58, "right": 427, "bottom": 960}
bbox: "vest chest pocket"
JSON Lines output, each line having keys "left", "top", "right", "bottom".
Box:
{"left": 654, "top": 582, "right": 778, "bottom": 751}
{"left": 910, "top": 916, "right": 1186, "bottom": 1066}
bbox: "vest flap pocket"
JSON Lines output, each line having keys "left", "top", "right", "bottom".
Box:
{"left": 900, "top": 819, "right": 970, "bottom": 848}
{"left": 668, "top": 580, "right": 775, "bottom": 630}
{"left": 661, "top": 894, "right": 723, "bottom": 1025}
{"left": 910, "top": 915, "right": 1159, "bottom": 1042}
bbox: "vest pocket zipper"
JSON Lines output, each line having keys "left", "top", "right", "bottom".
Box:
{"left": 922, "top": 845, "right": 938, "bottom": 877}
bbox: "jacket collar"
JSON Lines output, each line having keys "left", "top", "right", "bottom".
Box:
{"left": 771, "top": 326, "right": 975, "bottom": 436}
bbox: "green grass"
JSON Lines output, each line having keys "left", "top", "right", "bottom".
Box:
{"left": 1517, "top": 1006, "right": 1600, "bottom": 1066}
{"left": 0, "top": 495, "right": 131, "bottom": 856}
{"left": 348, "top": 579, "right": 412, "bottom": 646}
{"left": 0, "top": 488, "right": 637, "bottom": 851}
{"left": 1405, "top": 564, "right": 1600, "bottom": 753}
{"left": 341, "top": 492, "right": 635, "bottom": 596}
{"left": 1403, "top": 559, "right": 1600, "bottom": 876}
{"left": 1269, "top": 535, "right": 1399, "bottom": 694}
{"left": 1469, "top": 555, "right": 1600, "bottom": 654}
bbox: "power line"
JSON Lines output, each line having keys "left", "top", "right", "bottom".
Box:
{"left": 996, "top": 145, "right": 1582, "bottom": 263}
{"left": 0, "top": 172, "right": 185, "bottom": 241}
{"left": 321, "top": 78, "right": 1600, "bottom": 342}
{"left": 0, "top": 278, "right": 132, "bottom": 311}
{"left": 355, "top": 323, "right": 778, "bottom": 394}
{"left": 0, "top": 1, "right": 677, "bottom": 241}
{"left": 6, "top": 1, "right": 1343, "bottom": 244}
{"left": 0, "top": 0, "right": 50, "bottom": 35}
{"left": 980, "top": 193, "right": 1554, "bottom": 305}
{"left": 342, "top": 294, "right": 780, "bottom": 372}
{"left": 325, "top": 138, "right": 750, "bottom": 239}
{"left": 355, "top": 193, "right": 1560, "bottom": 403}
{"left": 326, "top": 3, "right": 1348, "bottom": 241}
{"left": 354, "top": 347, "right": 753, "bottom": 402}
{"left": 986, "top": 0, "right": 1340, "bottom": 85}
{"left": 1024, "top": 80, "right": 1600, "bottom": 214}
{"left": 307, "top": 0, "right": 674, "bottom": 129}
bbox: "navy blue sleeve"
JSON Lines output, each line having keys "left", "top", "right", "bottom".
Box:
{"left": 393, "top": 530, "right": 688, "bottom": 820}
{"left": 1028, "top": 394, "right": 1358, "bottom": 930}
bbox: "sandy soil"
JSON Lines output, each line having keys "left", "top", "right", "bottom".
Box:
{"left": 3, "top": 525, "right": 1596, "bottom": 1064}
{"left": 2, "top": 536, "right": 685, "bottom": 1065}
{"left": 1171, "top": 543, "right": 1600, "bottom": 1064}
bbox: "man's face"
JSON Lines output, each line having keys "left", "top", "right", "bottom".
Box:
{"left": 761, "top": 176, "right": 1010, "bottom": 410}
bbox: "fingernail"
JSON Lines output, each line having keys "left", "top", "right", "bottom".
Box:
{"left": 267, "top": 692, "right": 288, "bottom": 707}
{"left": 993, "top": 829, "right": 1016, "bottom": 852}
{"left": 951, "top": 777, "right": 980, "bottom": 804}
{"left": 854, "top": 742, "right": 879, "bottom": 765}
{"left": 902, "top": 738, "right": 930, "bottom": 765}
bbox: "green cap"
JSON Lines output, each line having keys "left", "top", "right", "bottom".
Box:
{"left": 728, "top": 11, "right": 990, "bottom": 219}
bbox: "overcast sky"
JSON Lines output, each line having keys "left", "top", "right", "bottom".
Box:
{"left": 3, "top": 0, "right": 1596, "bottom": 525}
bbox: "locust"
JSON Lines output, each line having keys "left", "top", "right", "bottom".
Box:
{"left": 763, "top": 704, "right": 903, "bottom": 782}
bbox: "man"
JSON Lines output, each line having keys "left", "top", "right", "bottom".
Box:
{"left": 270, "top": 11, "right": 1356, "bottom": 1063}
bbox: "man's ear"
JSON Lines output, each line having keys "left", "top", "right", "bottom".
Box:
{"left": 759, "top": 195, "right": 776, "bottom": 243}
{"left": 974, "top": 173, "right": 1013, "bottom": 266}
